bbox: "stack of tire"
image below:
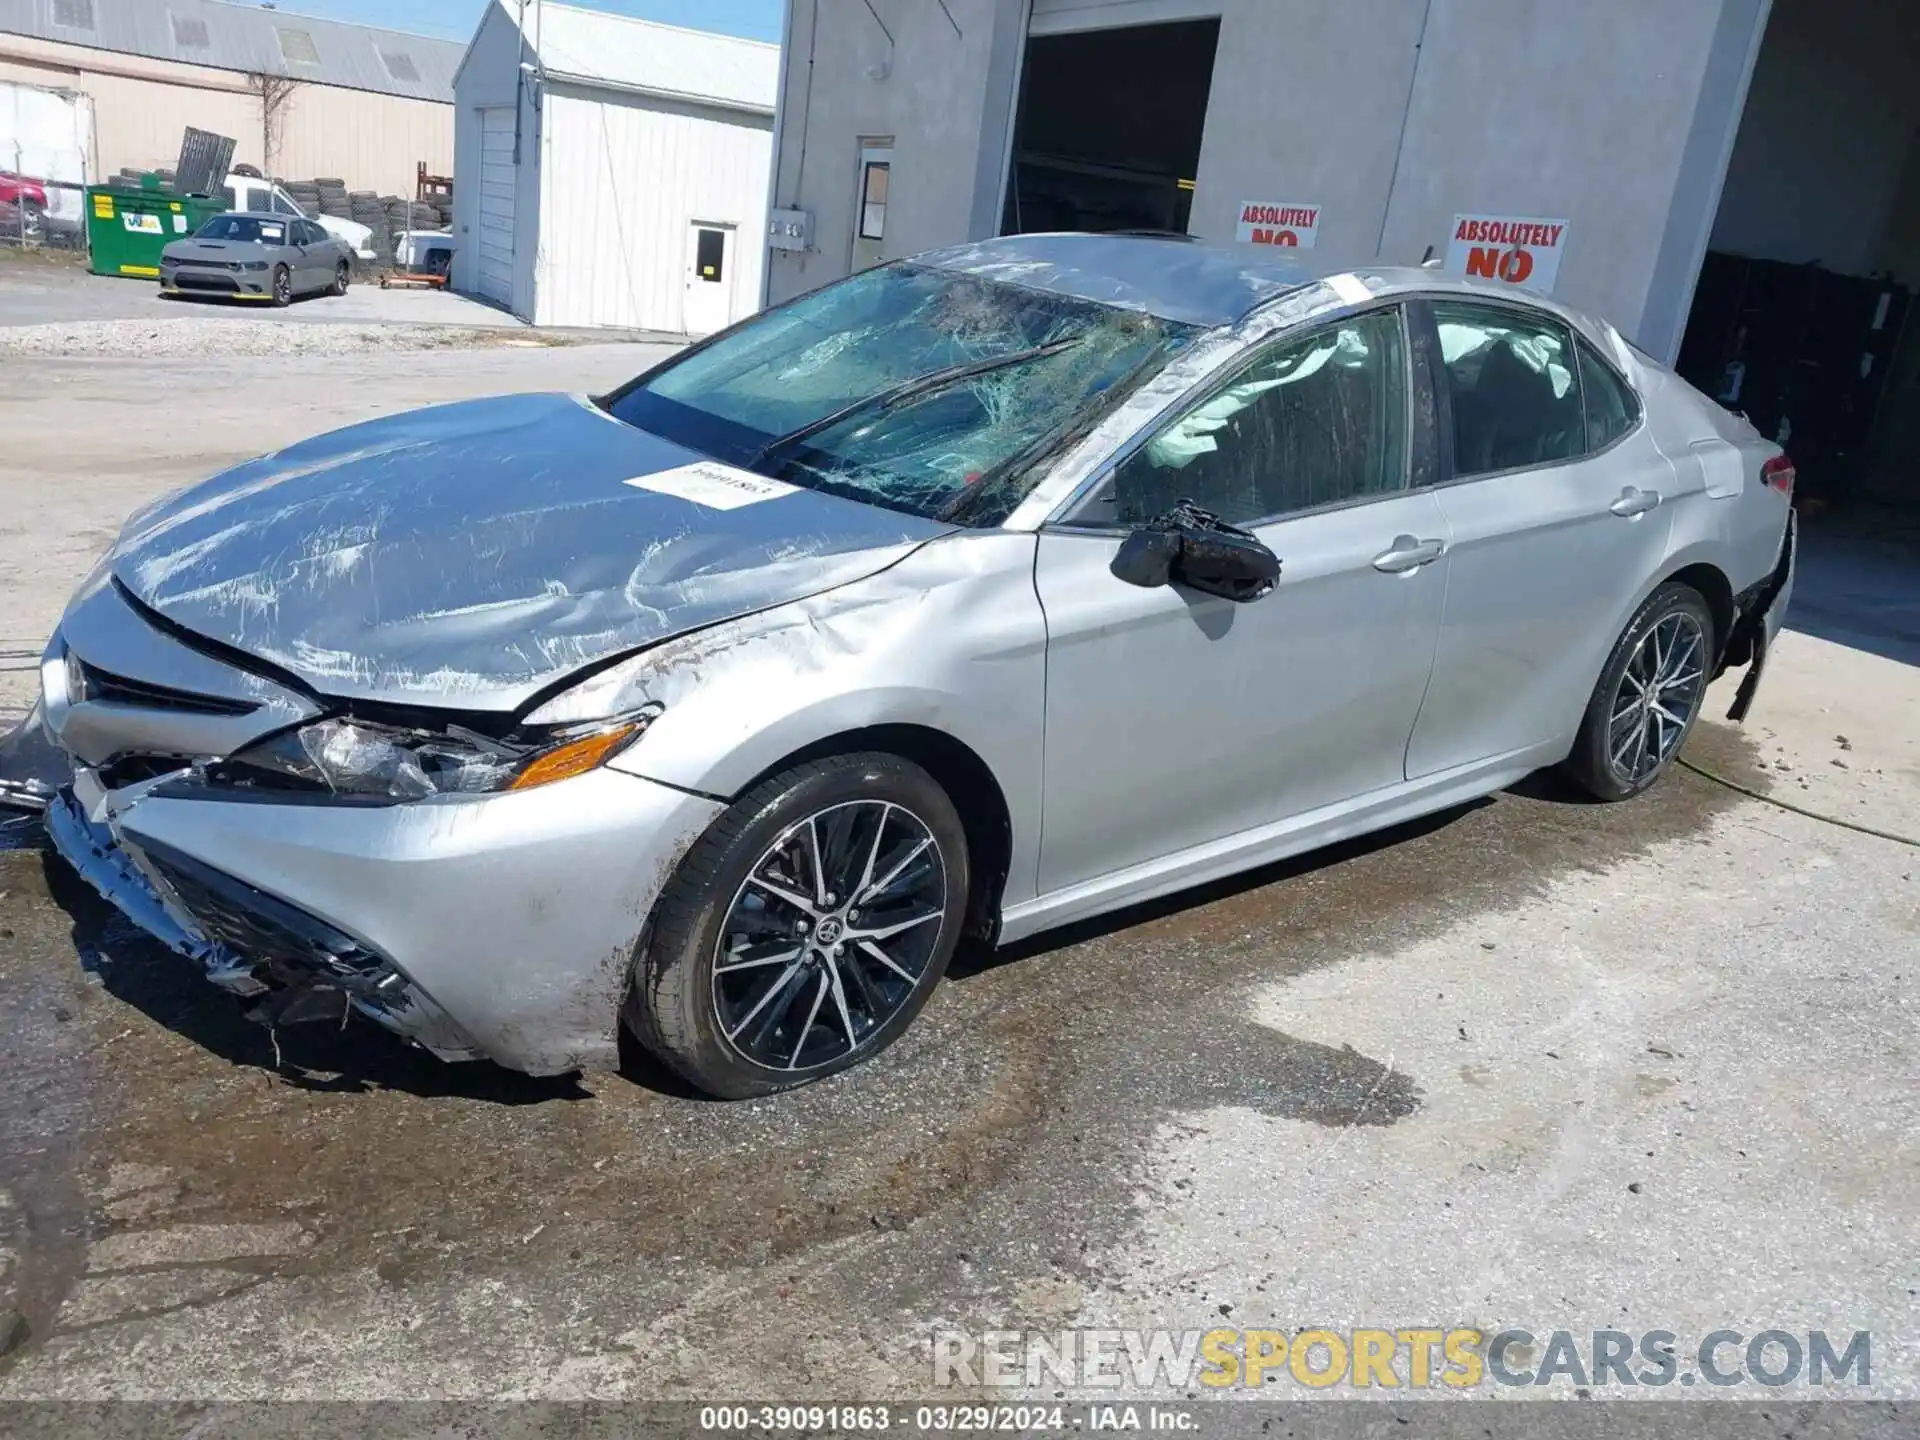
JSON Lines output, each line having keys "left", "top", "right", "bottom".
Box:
{"left": 348, "top": 189, "right": 396, "bottom": 269}
{"left": 313, "top": 178, "right": 353, "bottom": 223}
{"left": 284, "top": 178, "right": 323, "bottom": 216}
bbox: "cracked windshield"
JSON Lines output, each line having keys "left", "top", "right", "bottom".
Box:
{"left": 603, "top": 263, "right": 1199, "bottom": 523}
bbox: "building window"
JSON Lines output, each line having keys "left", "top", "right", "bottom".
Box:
{"left": 858, "top": 158, "right": 890, "bottom": 241}
{"left": 695, "top": 227, "right": 726, "bottom": 282}
{"left": 170, "top": 14, "right": 210, "bottom": 49}
{"left": 380, "top": 50, "right": 421, "bottom": 83}
{"left": 276, "top": 26, "right": 322, "bottom": 68}
{"left": 51, "top": 0, "right": 94, "bottom": 29}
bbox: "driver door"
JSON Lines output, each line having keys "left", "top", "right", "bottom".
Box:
{"left": 1032, "top": 305, "right": 1452, "bottom": 896}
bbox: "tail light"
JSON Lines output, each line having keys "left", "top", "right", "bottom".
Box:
{"left": 1761, "top": 454, "right": 1795, "bottom": 495}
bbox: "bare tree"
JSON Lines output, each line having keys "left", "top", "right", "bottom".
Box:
{"left": 245, "top": 72, "right": 301, "bottom": 178}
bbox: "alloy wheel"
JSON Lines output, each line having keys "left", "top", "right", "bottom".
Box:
{"left": 275, "top": 268, "right": 291, "bottom": 303}
{"left": 1606, "top": 611, "right": 1706, "bottom": 786}
{"left": 712, "top": 800, "right": 947, "bottom": 1073}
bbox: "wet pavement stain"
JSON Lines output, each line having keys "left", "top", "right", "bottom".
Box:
{"left": 0, "top": 722, "right": 1760, "bottom": 1375}
{"left": 0, "top": 839, "right": 102, "bottom": 1372}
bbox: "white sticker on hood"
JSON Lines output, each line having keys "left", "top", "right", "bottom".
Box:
{"left": 624, "top": 462, "right": 799, "bottom": 510}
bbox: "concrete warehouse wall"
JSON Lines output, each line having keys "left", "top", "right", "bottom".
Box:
{"left": 1710, "top": 0, "right": 1920, "bottom": 279}
{"left": 0, "top": 30, "right": 451, "bottom": 197}
{"left": 766, "top": 0, "right": 1770, "bottom": 358}
{"left": 766, "top": 0, "right": 1029, "bottom": 303}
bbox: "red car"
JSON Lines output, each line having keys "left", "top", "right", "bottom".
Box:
{"left": 0, "top": 173, "right": 48, "bottom": 209}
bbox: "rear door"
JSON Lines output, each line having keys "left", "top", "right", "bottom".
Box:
{"left": 1404, "top": 298, "right": 1681, "bottom": 777}
{"left": 1033, "top": 304, "right": 1452, "bottom": 895}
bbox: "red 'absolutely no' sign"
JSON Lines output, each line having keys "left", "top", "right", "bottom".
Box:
{"left": 1237, "top": 201, "right": 1320, "bottom": 250}
{"left": 1443, "top": 213, "right": 1567, "bottom": 295}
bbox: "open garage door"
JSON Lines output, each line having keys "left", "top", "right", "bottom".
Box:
{"left": 1675, "top": 0, "right": 1920, "bottom": 512}
{"left": 1002, "top": 18, "right": 1219, "bottom": 237}
{"left": 476, "top": 106, "right": 517, "bottom": 307}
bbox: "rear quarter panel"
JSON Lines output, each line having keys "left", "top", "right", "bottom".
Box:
{"left": 1619, "top": 338, "right": 1790, "bottom": 601}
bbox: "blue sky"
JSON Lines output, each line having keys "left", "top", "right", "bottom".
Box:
{"left": 266, "top": 0, "right": 783, "bottom": 44}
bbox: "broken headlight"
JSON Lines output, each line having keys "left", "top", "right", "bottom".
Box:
{"left": 202, "top": 709, "right": 660, "bottom": 803}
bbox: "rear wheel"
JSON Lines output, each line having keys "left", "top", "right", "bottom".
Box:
{"left": 270, "top": 264, "right": 292, "bottom": 307}
{"left": 330, "top": 261, "right": 350, "bottom": 297}
{"left": 627, "top": 754, "right": 969, "bottom": 1099}
{"left": 1564, "top": 582, "right": 1714, "bottom": 801}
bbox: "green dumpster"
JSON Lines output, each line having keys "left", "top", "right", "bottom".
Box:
{"left": 85, "top": 176, "right": 228, "bottom": 280}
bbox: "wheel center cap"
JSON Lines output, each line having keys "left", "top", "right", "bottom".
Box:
{"left": 814, "top": 917, "right": 844, "bottom": 946}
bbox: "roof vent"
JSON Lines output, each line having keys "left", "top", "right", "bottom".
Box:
{"left": 171, "top": 14, "right": 211, "bottom": 49}
{"left": 276, "top": 26, "right": 322, "bottom": 67}
{"left": 51, "top": 0, "right": 95, "bottom": 29}
{"left": 380, "top": 50, "right": 422, "bottom": 83}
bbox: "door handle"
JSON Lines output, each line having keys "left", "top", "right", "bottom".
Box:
{"left": 1371, "top": 535, "right": 1447, "bottom": 573}
{"left": 1610, "top": 486, "right": 1662, "bottom": 517}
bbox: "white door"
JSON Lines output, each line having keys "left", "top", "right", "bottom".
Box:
{"left": 682, "top": 222, "right": 736, "bottom": 336}
{"left": 476, "top": 107, "right": 517, "bottom": 306}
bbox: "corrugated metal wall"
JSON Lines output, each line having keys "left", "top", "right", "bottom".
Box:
{"left": 0, "top": 32, "right": 450, "bottom": 196}
{"left": 534, "top": 85, "right": 771, "bottom": 332}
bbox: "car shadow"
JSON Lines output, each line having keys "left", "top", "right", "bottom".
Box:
{"left": 40, "top": 849, "right": 592, "bottom": 1105}
{"left": 952, "top": 795, "right": 1492, "bottom": 981}
{"left": 157, "top": 289, "right": 334, "bottom": 309}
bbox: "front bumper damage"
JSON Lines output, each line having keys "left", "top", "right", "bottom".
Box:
{"left": 3, "top": 581, "right": 729, "bottom": 1073}
{"left": 45, "top": 778, "right": 483, "bottom": 1059}
{"left": 34, "top": 761, "right": 726, "bottom": 1074}
{"left": 0, "top": 701, "right": 63, "bottom": 812}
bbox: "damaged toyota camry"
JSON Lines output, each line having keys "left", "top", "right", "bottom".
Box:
{"left": 0, "top": 234, "right": 1795, "bottom": 1098}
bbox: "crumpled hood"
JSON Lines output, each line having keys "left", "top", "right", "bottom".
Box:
{"left": 110, "top": 393, "right": 950, "bottom": 712}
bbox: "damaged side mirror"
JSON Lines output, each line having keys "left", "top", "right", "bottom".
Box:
{"left": 1110, "top": 501, "right": 1280, "bottom": 603}
{"left": 1110, "top": 526, "right": 1182, "bottom": 588}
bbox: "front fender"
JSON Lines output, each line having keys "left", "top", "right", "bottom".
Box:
{"left": 603, "top": 531, "right": 1051, "bottom": 908}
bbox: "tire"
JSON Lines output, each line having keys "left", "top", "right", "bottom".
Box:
{"left": 270, "top": 264, "right": 292, "bottom": 307}
{"left": 330, "top": 261, "right": 350, "bottom": 297}
{"left": 1563, "top": 582, "right": 1715, "bottom": 801}
{"left": 626, "top": 753, "right": 970, "bottom": 1099}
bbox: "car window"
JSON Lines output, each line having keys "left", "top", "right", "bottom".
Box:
{"left": 195, "top": 214, "right": 284, "bottom": 244}
{"left": 602, "top": 262, "right": 1201, "bottom": 526}
{"left": 1432, "top": 301, "right": 1582, "bottom": 477}
{"left": 219, "top": 185, "right": 237, "bottom": 211}
{"left": 1577, "top": 338, "right": 1639, "bottom": 450}
{"left": 1108, "top": 308, "right": 1409, "bottom": 528}
{"left": 269, "top": 190, "right": 301, "bottom": 217}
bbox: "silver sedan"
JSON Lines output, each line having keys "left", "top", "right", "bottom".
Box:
{"left": 160, "top": 212, "right": 353, "bottom": 306}
{"left": 3, "top": 235, "right": 1795, "bottom": 1097}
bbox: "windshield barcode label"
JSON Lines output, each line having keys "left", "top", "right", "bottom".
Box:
{"left": 623, "top": 463, "right": 799, "bottom": 510}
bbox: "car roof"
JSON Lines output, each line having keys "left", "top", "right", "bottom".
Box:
{"left": 208, "top": 211, "right": 293, "bottom": 223}
{"left": 912, "top": 233, "right": 1614, "bottom": 339}
{"left": 916, "top": 233, "right": 1316, "bottom": 329}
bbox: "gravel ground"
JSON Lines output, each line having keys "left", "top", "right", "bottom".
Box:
{"left": 0, "top": 317, "right": 573, "bottom": 359}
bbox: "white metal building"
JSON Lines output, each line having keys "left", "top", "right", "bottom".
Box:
{"left": 451, "top": 1, "right": 777, "bottom": 333}
{"left": 0, "top": 0, "right": 457, "bottom": 197}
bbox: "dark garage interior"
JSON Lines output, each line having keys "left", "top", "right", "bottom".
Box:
{"left": 1677, "top": 0, "right": 1920, "bottom": 515}
{"left": 1001, "top": 19, "right": 1219, "bottom": 238}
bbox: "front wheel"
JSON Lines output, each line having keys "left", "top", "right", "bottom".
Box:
{"left": 627, "top": 754, "right": 970, "bottom": 1099}
{"left": 330, "top": 261, "right": 349, "bottom": 297}
{"left": 1563, "top": 582, "right": 1714, "bottom": 801}
{"left": 270, "top": 264, "right": 292, "bottom": 307}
